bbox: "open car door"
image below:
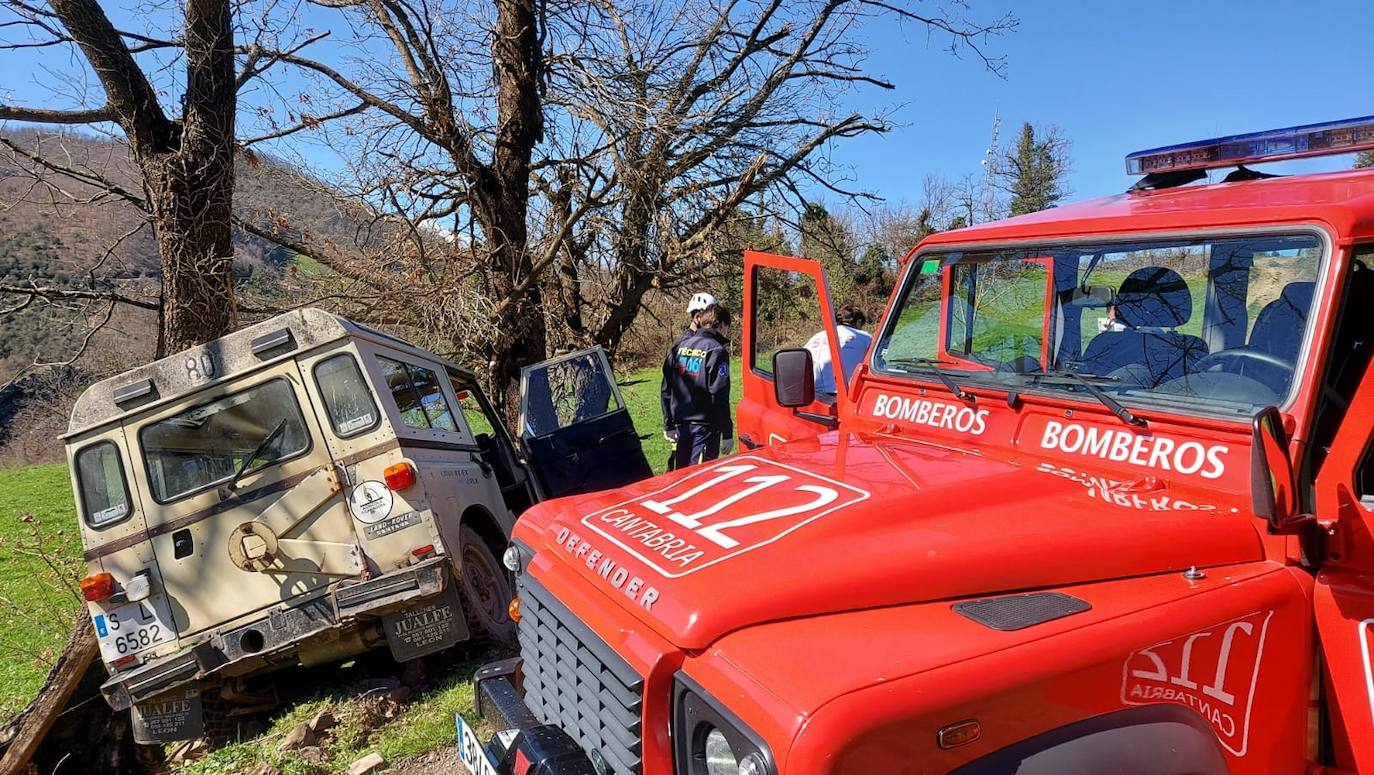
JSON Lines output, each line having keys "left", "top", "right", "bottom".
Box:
{"left": 519, "top": 346, "right": 653, "bottom": 500}
{"left": 740, "top": 250, "right": 850, "bottom": 450}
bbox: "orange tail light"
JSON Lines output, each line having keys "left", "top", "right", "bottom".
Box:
{"left": 384, "top": 462, "right": 416, "bottom": 490}
{"left": 81, "top": 572, "right": 115, "bottom": 602}
{"left": 508, "top": 595, "right": 522, "bottom": 623}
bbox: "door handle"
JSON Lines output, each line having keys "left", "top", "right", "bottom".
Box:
{"left": 173, "top": 529, "right": 194, "bottom": 559}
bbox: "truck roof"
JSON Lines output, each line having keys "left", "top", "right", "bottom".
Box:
{"left": 67, "top": 307, "right": 476, "bottom": 438}
{"left": 919, "top": 167, "right": 1374, "bottom": 250}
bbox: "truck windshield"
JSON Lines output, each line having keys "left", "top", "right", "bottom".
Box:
{"left": 874, "top": 233, "right": 1322, "bottom": 418}
{"left": 140, "top": 379, "right": 311, "bottom": 502}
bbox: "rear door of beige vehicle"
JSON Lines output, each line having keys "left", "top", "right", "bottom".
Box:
{"left": 123, "top": 360, "right": 361, "bottom": 640}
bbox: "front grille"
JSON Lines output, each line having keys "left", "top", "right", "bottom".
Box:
{"left": 519, "top": 577, "right": 644, "bottom": 774}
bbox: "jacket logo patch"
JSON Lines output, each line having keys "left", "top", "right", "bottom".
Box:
{"left": 1121, "top": 610, "right": 1272, "bottom": 756}
{"left": 579, "top": 456, "right": 869, "bottom": 578}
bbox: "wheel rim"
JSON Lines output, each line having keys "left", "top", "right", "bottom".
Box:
{"left": 462, "top": 542, "right": 508, "bottom": 627}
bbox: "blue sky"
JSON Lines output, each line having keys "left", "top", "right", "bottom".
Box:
{"left": 834, "top": 0, "right": 1374, "bottom": 204}
{"left": 3, "top": 0, "right": 1372, "bottom": 208}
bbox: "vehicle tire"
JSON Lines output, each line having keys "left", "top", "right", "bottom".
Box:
{"left": 455, "top": 524, "right": 516, "bottom": 642}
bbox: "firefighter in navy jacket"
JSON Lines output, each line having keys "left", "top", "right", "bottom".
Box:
{"left": 665, "top": 303, "right": 733, "bottom": 468}
{"left": 660, "top": 292, "right": 717, "bottom": 449}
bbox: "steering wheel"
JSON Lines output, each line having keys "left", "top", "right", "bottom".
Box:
{"left": 1193, "top": 347, "right": 1292, "bottom": 375}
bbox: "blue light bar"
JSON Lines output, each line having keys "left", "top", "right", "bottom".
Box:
{"left": 1126, "top": 116, "right": 1374, "bottom": 175}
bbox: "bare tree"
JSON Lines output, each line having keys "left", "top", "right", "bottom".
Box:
{"left": 237, "top": 0, "right": 562, "bottom": 415}
{"left": 0, "top": 0, "right": 244, "bottom": 354}
{"left": 0, "top": 0, "right": 335, "bottom": 386}
{"left": 243, "top": 0, "right": 1014, "bottom": 416}
{"left": 545, "top": 0, "right": 1017, "bottom": 352}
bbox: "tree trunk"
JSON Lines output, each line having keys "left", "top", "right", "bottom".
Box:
{"left": 486, "top": 246, "right": 547, "bottom": 426}
{"left": 545, "top": 174, "right": 589, "bottom": 351}
{"left": 144, "top": 157, "right": 237, "bottom": 354}
{"left": 0, "top": 616, "right": 96, "bottom": 773}
{"left": 478, "top": 0, "right": 544, "bottom": 425}
{"left": 148, "top": 0, "right": 238, "bottom": 353}
{"left": 596, "top": 186, "right": 657, "bottom": 352}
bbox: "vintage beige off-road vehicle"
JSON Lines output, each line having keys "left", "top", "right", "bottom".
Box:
{"left": 64, "top": 308, "right": 650, "bottom": 743}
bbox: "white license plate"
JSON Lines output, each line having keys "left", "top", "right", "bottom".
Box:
{"left": 455, "top": 712, "right": 500, "bottom": 775}
{"left": 92, "top": 598, "right": 176, "bottom": 663}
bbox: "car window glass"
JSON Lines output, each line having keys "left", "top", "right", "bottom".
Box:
{"left": 377, "top": 355, "right": 460, "bottom": 432}
{"left": 455, "top": 388, "right": 496, "bottom": 437}
{"left": 876, "top": 234, "right": 1322, "bottom": 418}
{"left": 947, "top": 258, "right": 1049, "bottom": 371}
{"left": 314, "top": 354, "right": 380, "bottom": 437}
{"left": 141, "top": 379, "right": 310, "bottom": 502}
{"left": 76, "top": 442, "right": 131, "bottom": 528}
{"left": 378, "top": 356, "right": 429, "bottom": 429}
{"left": 523, "top": 351, "right": 621, "bottom": 437}
{"left": 408, "top": 363, "right": 459, "bottom": 431}
{"left": 751, "top": 266, "right": 834, "bottom": 384}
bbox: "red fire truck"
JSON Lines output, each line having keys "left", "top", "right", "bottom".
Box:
{"left": 461, "top": 117, "right": 1374, "bottom": 774}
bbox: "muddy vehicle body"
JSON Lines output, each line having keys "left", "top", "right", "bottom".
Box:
{"left": 66, "top": 309, "right": 650, "bottom": 742}
{"left": 462, "top": 117, "right": 1374, "bottom": 773}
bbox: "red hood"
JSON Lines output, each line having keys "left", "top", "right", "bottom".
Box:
{"left": 514, "top": 432, "right": 1264, "bottom": 650}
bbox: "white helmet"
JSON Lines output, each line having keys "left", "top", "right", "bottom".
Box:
{"left": 687, "top": 292, "right": 717, "bottom": 315}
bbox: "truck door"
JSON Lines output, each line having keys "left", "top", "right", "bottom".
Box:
{"left": 518, "top": 346, "right": 652, "bottom": 499}
{"left": 740, "top": 250, "right": 850, "bottom": 449}
{"left": 1309, "top": 250, "right": 1374, "bottom": 771}
{"left": 124, "top": 362, "right": 362, "bottom": 639}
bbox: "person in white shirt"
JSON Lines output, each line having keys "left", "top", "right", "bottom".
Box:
{"left": 804, "top": 304, "right": 872, "bottom": 395}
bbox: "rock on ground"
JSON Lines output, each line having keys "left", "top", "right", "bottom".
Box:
{"left": 348, "top": 751, "right": 387, "bottom": 775}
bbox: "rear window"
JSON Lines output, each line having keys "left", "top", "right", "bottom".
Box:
{"left": 75, "top": 442, "right": 132, "bottom": 528}
{"left": 140, "top": 379, "right": 311, "bottom": 503}
{"left": 377, "top": 356, "right": 459, "bottom": 432}
{"left": 314, "top": 354, "right": 380, "bottom": 437}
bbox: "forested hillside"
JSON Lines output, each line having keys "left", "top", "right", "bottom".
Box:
{"left": 0, "top": 130, "right": 364, "bottom": 464}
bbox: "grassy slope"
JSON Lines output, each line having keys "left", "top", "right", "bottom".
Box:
{"left": 0, "top": 463, "right": 83, "bottom": 716}
{"left": 0, "top": 358, "right": 739, "bottom": 765}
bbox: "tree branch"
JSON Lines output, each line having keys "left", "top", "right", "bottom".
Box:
{"left": 0, "top": 104, "right": 114, "bottom": 124}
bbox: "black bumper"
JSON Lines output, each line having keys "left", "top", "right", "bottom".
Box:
{"left": 471, "top": 658, "right": 598, "bottom": 775}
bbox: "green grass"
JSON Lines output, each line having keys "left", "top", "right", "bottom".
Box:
{"left": 178, "top": 649, "right": 504, "bottom": 775}
{"left": 0, "top": 463, "right": 84, "bottom": 716}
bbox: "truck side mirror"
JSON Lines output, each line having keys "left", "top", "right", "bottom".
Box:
{"left": 1251, "top": 406, "right": 1301, "bottom": 532}
{"left": 773, "top": 349, "right": 815, "bottom": 408}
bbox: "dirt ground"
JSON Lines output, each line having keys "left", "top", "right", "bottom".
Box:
{"left": 386, "top": 748, "right": 463, "bottom": 774}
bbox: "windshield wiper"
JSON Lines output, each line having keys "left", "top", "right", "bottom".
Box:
{"left": 884, "top": 357, "right": 973, "bottom": 401}
{"left": 1035, "top": 369, "right": 1146, "bottom": 428}
{"left": 227, "top": 418, "right": 288, "bottom": 491}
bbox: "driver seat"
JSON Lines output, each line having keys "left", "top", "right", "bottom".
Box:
{"left": 1077, "top": 267, "right": 1208, "bottom": 386}
{"left": 1244, "top": 281, "right": 1314, "bottom": 395}
{"left": 1250, "top": 281, "right": 1314, "bottom": 363}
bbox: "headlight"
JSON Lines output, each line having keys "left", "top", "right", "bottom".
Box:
{"left": 502, "top": 542, "right": 532, "bottom": 574}
{"left": 704, "top": 728, "right": 735, "bottom": 774}
{"left": 675, "top": 674, "right": 776, "bottom": 775}
{"left": 704, "top": 727, "right": 768, "bottom": 775}
{"left": 501, "top": 544, "right": 522, "bottom": 572}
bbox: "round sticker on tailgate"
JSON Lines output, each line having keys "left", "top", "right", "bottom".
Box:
{"left": 349, "top": 480, "right": 394, "bottom": 524}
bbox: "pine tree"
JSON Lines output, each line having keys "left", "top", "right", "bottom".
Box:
{"left": 1355, "top": 150, "right": 1374, "bottom": 169}
{"left": 1000, "top": 123, "right": 1072, "bottom": 217}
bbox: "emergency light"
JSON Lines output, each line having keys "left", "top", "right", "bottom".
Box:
{"left": 1126, "top": 115, "right": 1374, "bottom": 175}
